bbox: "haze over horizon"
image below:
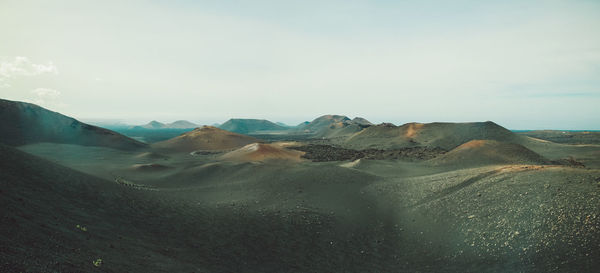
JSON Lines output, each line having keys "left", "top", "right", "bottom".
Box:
{"left": 1, "top": 0, "right": 599, "bottom": 129}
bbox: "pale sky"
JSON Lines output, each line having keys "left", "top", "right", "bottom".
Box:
{"left": 1, "top": 0, "right": 599, "bottom": 129}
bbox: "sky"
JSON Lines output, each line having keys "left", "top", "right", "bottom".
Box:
{"left": 0, "top": 0, "right": 599, "bottom": 129}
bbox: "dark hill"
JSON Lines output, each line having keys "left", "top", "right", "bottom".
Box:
{"left": 0, "top": 99, "right": 146, "bottom": 150}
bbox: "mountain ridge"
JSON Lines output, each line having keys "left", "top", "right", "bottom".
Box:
{"left": 0, "top": 99, "right": 147, "bottom": 150}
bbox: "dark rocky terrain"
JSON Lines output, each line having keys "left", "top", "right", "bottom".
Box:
{"left": 291, "top": 144, "right": 446, "bottom": 162}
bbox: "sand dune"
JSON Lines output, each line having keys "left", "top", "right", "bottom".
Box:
{"left": 220, "top": 143, "right": 305, "bottom": 162}
{"left": 152, "top": 126, "right": 259, "bottom": 152}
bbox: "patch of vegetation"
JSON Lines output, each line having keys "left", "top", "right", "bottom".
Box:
{"left": 75, "top": 224, "right": 87, "bottom": 232}
{"left": 93, "top": 258, "right": 102, "bottom": 267}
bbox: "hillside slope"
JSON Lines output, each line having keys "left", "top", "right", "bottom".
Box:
{"left": 345, "top": 121, "right": 520, "bottom": 150}
{"left": 0, "top": 144, "right": 190, "bottom": 272}
{"left": 0, "top": 99, "right": 146, "bottom": 150}
{"left": 429, "top": 140, "right": 549, "bottom": 167}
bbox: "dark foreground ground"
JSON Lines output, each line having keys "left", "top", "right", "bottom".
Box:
{"left": 2, "top": 140, "right": 600, "bottom": 273}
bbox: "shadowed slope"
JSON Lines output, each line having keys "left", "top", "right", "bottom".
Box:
{"left": 0, "top": 99, "right": 146, "bottom": 150}
{"left": 152, "top": 126, "right": 259, "bottom": 152}
{"left": 0, "top": 144, "right": 175, "bottom": 272}
{"left": 0, "top": 144, "right": 396, "bottom": 273}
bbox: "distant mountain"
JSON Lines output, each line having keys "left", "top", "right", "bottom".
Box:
{"left": 169, "top": 120, "right": 198, "bottom": 129}
{"left": 298, "top": 115, "right": 373, "bottom": 138}
{"left": 0, "top": 99, "right": 146, "bottom": 150}
{"left": 300, "top": 115, "right": 350, "bottom": 133}
{"left": 152, "top": 126, "right": 259, "bottom": 152}
{"left": 345, "top": 121, "right": 521, "bottom": 150}
{"left": 275, "top": 122, "right": 292, "bottom": 127}
{"left": 140, "top": 120, "right": 167, "bottom": 129}
{"left": 137, "top": 120, "right": 198, "bottom": 129}
{"left": 219, "top": 119, "right": 288, "bottom": 134}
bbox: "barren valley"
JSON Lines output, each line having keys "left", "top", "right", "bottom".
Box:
{"left": 0, "top": 99, "right": 599, "bottom": 272}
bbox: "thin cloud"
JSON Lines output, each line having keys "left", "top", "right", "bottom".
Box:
{"left": 0, "top": 56, "right": 58, "bottom": 88}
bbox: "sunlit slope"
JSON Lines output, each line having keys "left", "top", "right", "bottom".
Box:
{"left": 364, "top": 164, "right": 600, "bottom": 272}
{"left": 220, "top": 143, "right": 305, "bottom": 162}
